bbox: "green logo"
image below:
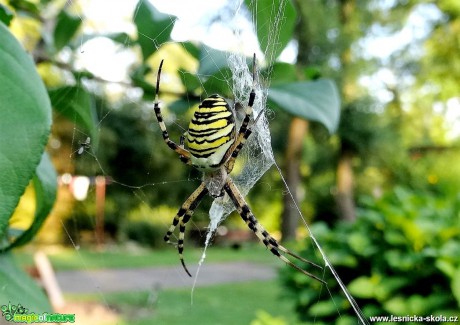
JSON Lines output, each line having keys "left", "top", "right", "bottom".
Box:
{"left": 1, "top": 303, "right": 75, "bottom": 323}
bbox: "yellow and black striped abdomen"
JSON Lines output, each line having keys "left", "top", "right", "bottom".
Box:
{"left": 186, "top": 94, "right": 235, "bottom": 169}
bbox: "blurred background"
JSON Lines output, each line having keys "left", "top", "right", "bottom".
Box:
{"left": 1, "top": 0, "right": 459, "bottom": 324}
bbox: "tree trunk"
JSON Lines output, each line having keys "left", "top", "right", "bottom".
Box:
{"left": 279, "top": 0, "right": 312, "bottom": 242}
{"left": 336, "top": 151, "right": 355, "bottom": 221}
{"left": 281, "top": 118, "right": 309, "bottom": 241}
{"left": 335, "top": 0, "right": 357, "bottom": 221}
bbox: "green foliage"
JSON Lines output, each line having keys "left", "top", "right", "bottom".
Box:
{"left": 268, "top": 80, "right": 340, "bottom": 133}
{"left": 49, "top": 86, "right": 98, "bottom": 150}
{"left": 6, "top": 154, "right": 57, "bottom": 251}
{"left": 245, "top": 0, "right": 296, "bottom": 62}
{"left": 53, "top": 9, "right": 81, "bottom": 52}
{"left": 197, "top": 45, "right": 230, "bottom": 75}
{"left": 0, "top": 253, "right": 52, "bottom": 312}
{"left": 281, "top": 187, "right": 460, "bottom": 323}
{"left": 120, "top": 204, "right": 178, "bottom": 248}
{"left": 133, "top": 0, "right": 175, "bottom": 60}
{"left": 338, "top": 97, "right": 384, "bottom": 155}
{"left": 0, "top": 8, "right": 58, "bottom": 310}
{"left": 0, "top": 23, "right": 55, "bottom": 247}
{"left": 0, "top": 4, "right": 14, "bottom": 25}
{"left": 122, "top": 221, "right": 164, "bottom": 248}
{"left": 250, "top": 310, "right": 289, "bottom": 325}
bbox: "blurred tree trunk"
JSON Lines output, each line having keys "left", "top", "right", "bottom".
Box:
{"left": 280, "top": 0, "right": 312, "bottom": 241}
{"left": 336, "top": 151, "right": 355, "bottom": 221}
{"left": 281, "top": 118, "right": 309, "bottom": 241}
{"left": 335, "top": 0, "right": 357, "bottom": 221}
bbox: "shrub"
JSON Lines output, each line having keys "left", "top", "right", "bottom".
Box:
{"left": 119, "top": 204, "right": 178, "bottom": 248}
{"left": 281, "top": 187, "right": 460, "bottom": 324}
{"left": 122, "top": 220, "right": 164, "bottom": 248}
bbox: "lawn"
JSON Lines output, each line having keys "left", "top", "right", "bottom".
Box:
{"left": 13, "top": 244, "right": 279, "bottom": 271}
{"left": 88, "top": 279, "right": 301, "bottom": 325}
{"left": 14, "top": 244, "right": 311, "bottom": 324}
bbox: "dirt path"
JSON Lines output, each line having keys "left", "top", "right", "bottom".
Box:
{"left": 56, "top": 261, "right": 276, "bottom": 294}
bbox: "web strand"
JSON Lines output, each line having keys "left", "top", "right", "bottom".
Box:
{"left": 273, "top": 162, "right": 370, "bottom": 325}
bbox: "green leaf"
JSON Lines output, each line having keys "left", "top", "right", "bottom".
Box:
{"left": 105, "top": 32, "right": 132, "bottom": 44}
{"left": 268, "top": 79, "right": 341, "bottom": 133}
{"left": 78, "top": 32, "right": 133, "bottom": 48}
{"left": 0, "top": 253, "right": 52, "bottom": 312}
{"left": 130, "top": 64, "right": 156, "bottom": 100}
{"left": 384, "top": 296, "right": 409, "bottom": 315}
{"left": 308, "top": 299, "right": 338, "bottom": 317}
{"left": 53, "top": 9, "right": 82, "bottom": 52}
{"left": 197, "top": 45, "right": 229, "bottom": 76}
{"left": 169, "top": 99, "right": 199, "bottom": 115}
{"left": 0, "top": 23, "right": 51, "bottom": 239}
{"left": 452, "top": 267, "right": 460, "bottom": 305}
{"left": 202, "top": 67, "right": 233, "bottom": 98}
{"left": 133, "top": 0, "right": 175, "bottom": 60}
{"left": 8, "top": 0, "right": 39, "bottom": 15}
{"left": 0, "top": 4, "right": 14, "bottom": 26}
{"left": 178, "top": 69, "right": 201, "bottom": 93}
{"left": 2, "top": 153, "right": 57, "bottom": 251}
{"left": 181, "top": 41, "right": 200, "bottom": 59}
{"left": 435, "top": 259, "right": 456, "bottom": 278}
{"left": 348, "top": 276, "right": 376, "bottom": 299}
{"left": 48, "top": 86, "right": 98, "bottom": 149}
{"left": 263, "top": 62, "right": 297, "bottom": 86}
{"left": 245, "top": 0, "right": 296, "bottom": 61}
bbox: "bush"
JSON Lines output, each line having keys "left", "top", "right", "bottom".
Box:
{"left": 122, "top": 220, "right": 164, "bottom": 248}
{"left": 119, "top": 204, "right": 178, "bottom": 248}
{"left": 281, "top": 187, "right": 460, "bottom": 324}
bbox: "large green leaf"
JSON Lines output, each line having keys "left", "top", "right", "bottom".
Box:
{"left": 2, "top": 153, "right": 57, "bottom": 251}
{"left": 264, "top": 61, "right": 297, "bottom": 85}
{"left": 0, "top": 253, "right": 52, "bottom": 312}
{"left": 0, "top": 23, "right": 51, "bottom": 239}
{"left": 48, "top": 86, "right": 98, "bottom": 149}
{"left": 53, "top": 9, "right": 81, "bottom": 52}
{"left": 268, "top": 79, "right": 340, "bottom": 133}
{"left": 133, "top": 0, "right": 176, "bottom": 60}
{"left": 245, "top": 0, "right": 296, "bottom": 62}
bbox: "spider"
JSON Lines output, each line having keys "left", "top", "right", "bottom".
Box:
{"left": 153, "top": 54, "right": 324, "bottom": 284}
{"left": 77, "top": 136, "right": 91, "bottom": 155}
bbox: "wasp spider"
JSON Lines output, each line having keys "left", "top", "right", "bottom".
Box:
{"left": 153, "top": 55, "right": 324, "bottom": 283}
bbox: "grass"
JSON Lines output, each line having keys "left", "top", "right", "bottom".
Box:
{"left": 13, "top": 244, "right": 278, "bottom": 271}
{"left": 14, "top": 244, "right": 310, "bottom": 324}
{"left": 88, "top": 279, "right": 300, "bottom": 325}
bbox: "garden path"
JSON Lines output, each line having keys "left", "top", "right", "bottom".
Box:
{"left": 56, "top": 261, "right": 276, "bottom": 293}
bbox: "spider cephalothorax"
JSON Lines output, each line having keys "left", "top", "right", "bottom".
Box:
{"left": 153, "top": 54, "right": 324, "bottom": 283}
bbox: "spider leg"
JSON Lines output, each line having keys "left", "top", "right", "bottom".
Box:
{"left": 164, "top": 182, "right": 208, "bottom": 277}
{"left": 154, "top": 60, "right": 191, "bottom": 164}
{"left": 223, "top": 178, "right": 326, "bottom": 284}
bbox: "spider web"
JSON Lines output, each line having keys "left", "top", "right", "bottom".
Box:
{"left": 204, "top": 53, "right": 274, "bottom": 249}
{"left": 189, "top": 6, "right": 367, "bottom": 324}
{"left": 42, "top": 0, "right": 369, "bottom": 324}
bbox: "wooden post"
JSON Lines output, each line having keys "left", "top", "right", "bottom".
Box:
{"left": 34, "top": 251, "right": 65, "bottom": 310}
{"left": 95, "top": 176, "right": 106, "bottom": 248}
